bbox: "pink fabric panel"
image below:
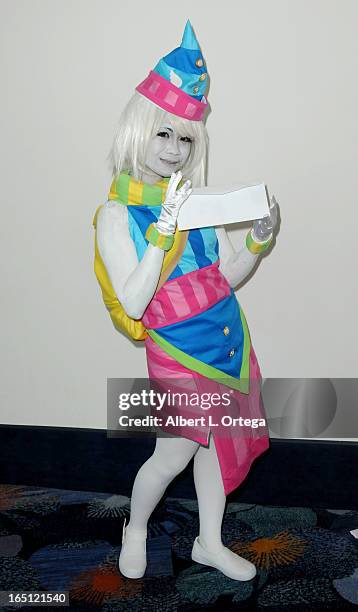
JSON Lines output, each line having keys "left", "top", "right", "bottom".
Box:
{"left": 200, "top": 270, "right": 220, "bottom": 303}
{"left": 142, "top": 260, "right": 231, "bottom": 329}
{"left": 185, "top": 274, "right": 208, "bottom": 309}
{"left": 168, "top": 282, "right": 192, "bottom": 318}
{"left": 180, "top": 278, "right": 201, "bottom": 313}
{"left": 144, "top": 335, "right": 270, "bottom": 495}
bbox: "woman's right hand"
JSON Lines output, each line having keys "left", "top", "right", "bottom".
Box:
{"left": 155, "top": 171, "right": 192, "bottom": 235}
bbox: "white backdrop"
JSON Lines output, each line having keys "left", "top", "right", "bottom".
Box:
{"left": 1, "top": 0, "right": 357, "bottom": 429}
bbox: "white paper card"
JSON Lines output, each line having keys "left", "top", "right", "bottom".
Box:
{"left": 177, "top": 182, "right": 270, "bottom": 230}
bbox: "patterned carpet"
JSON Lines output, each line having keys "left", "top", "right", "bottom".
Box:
{"left": 0, "top": 484, "right": 357, "bottom": 611}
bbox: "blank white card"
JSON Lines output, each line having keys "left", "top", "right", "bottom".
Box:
{"left": 177, "top": 182, "right": 270, "bottom": 231}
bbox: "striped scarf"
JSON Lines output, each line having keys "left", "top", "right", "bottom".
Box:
{"left": 108, "top": 170, "right": 171, "bottom": 206}
{"left": 108, "top": 171, "right": 189, "bottom": 291}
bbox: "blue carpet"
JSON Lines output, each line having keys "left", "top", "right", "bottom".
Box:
{"left": 0, "top": 484, "right": 357, "bottom": 610}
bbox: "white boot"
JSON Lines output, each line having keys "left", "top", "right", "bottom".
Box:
{"left": 192, "top": 536, "right": 257, "bottom": 581}
{"left": 118, "top": 518, "right": 147, "bottom": 579}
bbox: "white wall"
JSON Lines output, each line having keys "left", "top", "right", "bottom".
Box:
{"left": 1, "top": 0, "right": 357, "bottom": 428}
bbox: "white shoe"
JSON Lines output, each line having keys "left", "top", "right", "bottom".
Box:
{"left": 191, "top": 536, "right": 257, "bottom": 581}
{"left": 118, "top": 518, "right": 147, "bottom": 579}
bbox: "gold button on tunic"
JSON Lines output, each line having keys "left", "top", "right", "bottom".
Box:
{"left": 223, "top": 326, "right": 230, "bottom": 336}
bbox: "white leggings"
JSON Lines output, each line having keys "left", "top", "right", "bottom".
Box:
{"left": 127, "top": 432, "right": 226, "bottom": 551}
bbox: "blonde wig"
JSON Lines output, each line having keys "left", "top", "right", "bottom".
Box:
{"left": 108, "top": 91, "right": 209, "bottom": 187}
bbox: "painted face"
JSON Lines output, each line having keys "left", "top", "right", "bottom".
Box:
{"left": 143, "top": 123, "right": 192, "bottom": 181}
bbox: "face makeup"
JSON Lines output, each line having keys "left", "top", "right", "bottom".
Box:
{"left": 142, "top": 123, "right": 192, "bottom": 183}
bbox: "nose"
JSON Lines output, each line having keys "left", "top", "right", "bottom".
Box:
{"left": 165, "top": 136, "right": 181, "bottom": 157}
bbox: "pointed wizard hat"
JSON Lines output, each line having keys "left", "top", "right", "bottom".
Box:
{"left": 136, "top": 20, "right": 209, "bottom": 121}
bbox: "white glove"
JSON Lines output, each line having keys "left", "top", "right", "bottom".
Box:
{"left": 252, "top": 195, "right": 279, "bottom": 242}
{"left": 155, "top": 171, "right": 192, "bottom": 235}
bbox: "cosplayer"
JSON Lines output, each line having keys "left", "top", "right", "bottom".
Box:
{"left": 93, "top": 21, "right": 279, "bottom": 581}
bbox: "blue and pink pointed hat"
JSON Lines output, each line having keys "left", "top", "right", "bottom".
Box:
{"left": 136, "top": 20, "right": 209, "bottom": 121}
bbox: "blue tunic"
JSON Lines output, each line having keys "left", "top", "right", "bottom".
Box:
{"left": 127, "top": 205, "right": 251, "bottom": 393}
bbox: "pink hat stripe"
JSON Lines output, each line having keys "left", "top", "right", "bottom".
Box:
{"left": 136, "top": 71, "right": 208, "bottom": 122}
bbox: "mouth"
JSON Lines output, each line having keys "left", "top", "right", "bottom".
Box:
{"left": 160, "top": 158, "right": 181, "bottom": 165}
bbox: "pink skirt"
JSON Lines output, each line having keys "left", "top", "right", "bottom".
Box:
{"left": 144, "top": 334, "right": 270, "bottom": 496}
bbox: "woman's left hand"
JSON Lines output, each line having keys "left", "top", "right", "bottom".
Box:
{"left": 252, "top": 195, "right": 279, "bottom": 242}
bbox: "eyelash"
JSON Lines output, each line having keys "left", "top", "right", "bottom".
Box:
{"left": 157, "top": 132, "right": 192, "bottom": 143}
